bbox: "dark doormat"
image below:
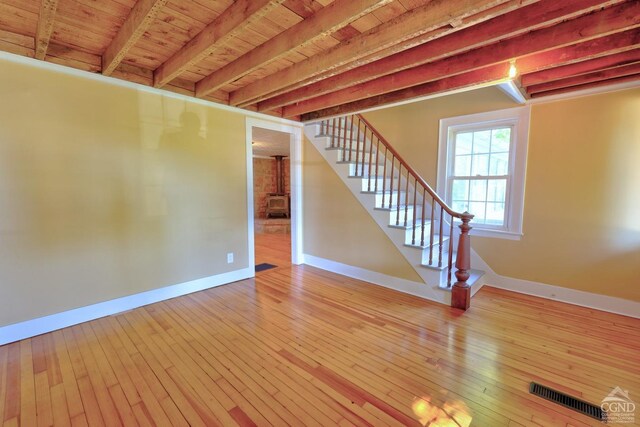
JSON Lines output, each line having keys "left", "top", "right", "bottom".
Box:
{"left": 255, "top": 263, "right": 277, "bottom": 272}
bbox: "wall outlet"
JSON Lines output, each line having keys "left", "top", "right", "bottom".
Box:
{"left": 227, "top": 252, "right": 234, "bottom": 264}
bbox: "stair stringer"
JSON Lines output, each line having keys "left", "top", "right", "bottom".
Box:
{"left": 305, "top": 124, "right": 491, "bottom": 303}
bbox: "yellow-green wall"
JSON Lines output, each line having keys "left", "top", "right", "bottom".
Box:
{"left": 0, "top": 57, "right": 253, "bottom": 327}
{"left": 362, "top": 87, "right": 640, "bottom": 302}
{"left": 302, "top": 137, "right": 422, "bottom": 282}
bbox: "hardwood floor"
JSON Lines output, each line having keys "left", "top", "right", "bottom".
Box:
{"left": 1, "top": 236, "right": 638, "bottom": 426}
{"left": 254, "top": 232, "right": 291, "bottom": 272}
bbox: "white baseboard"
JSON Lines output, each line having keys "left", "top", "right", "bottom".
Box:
{"left": 0, "top": 267, "right": 253, "bottom": 345}
{"left": 489, "top": 275, "right": 640, "bottom": 319}
{"left": 302, "top": 254, "right": 450, "bottom": 305}
{"left": 302, "top": 254, "right": 640, "bottom": 319}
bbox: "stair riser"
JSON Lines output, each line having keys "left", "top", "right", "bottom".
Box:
{"left": 359, "top": 177, "right": 401, "bottom": 192}
{"left": 336, "top": 150, "right": 380, "bottom": 164}
{"left": 387, "top": 206, "right": 424, "bottom": 225}
{"left": 351, "top": 163, "right": 403, "bottom": 177}
{"left": 324, "top": 136, "right": 368, "bottom": 148}
{"left": 374, "top": 192, "right": 409, "bottom": 207}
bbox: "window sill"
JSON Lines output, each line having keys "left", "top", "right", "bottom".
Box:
{"left": 469, "top": 228, "right": 523, "bottom": 241}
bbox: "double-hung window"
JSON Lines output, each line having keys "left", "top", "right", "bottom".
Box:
{"left": 437, "top": 106, "right": 530, "bottom": 240}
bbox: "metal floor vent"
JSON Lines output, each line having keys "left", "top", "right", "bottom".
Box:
{"left": 529, "top": 382, "right": 606, "bottom": 422}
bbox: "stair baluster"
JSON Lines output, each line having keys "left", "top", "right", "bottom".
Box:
{"left": 438, "top": 206, "right": 444, "bottom": 267}
{"left": 403, "top": 170, "right": 409, "bottom": 227}
{"left": 412, "top": 179, "right": 418, "bottom": 245}
{"left": 395, "top": 163, "right": 402, "bottom": 225}
{"left": 420, "top": 188, "right": 426, "bottom": 247}
{"left": 376, "top": 137, "right": 380, "bottom": 192}
{"left": 330, "top": 118, "right": 336, "bottom": 147}
{"left": 368, "top": 127, "right": 374, "bottom": 188}
{"left": 388, "top": 155, "right": 394, "bottom": 210}
{"left": 429, "top": 200, "right": 435, "bottom": 265}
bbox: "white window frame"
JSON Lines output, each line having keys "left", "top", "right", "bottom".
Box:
{"left": 437, "top": 106, "right": 530, "bottom": 240}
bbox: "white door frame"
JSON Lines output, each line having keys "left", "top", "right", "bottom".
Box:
{"left": 246, "top": 118, "right": 304, "bottom": 273}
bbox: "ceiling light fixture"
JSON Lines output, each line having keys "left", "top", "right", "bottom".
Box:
{"left": 508, "top": 61, "right": 518, "bottom": 79}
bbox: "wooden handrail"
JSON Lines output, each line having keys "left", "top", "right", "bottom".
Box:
{"left": 356, "top": 114, "right": 464, "bottom": 220}
{"left": 318, "top": 114, "right": 474, "bottom": 310}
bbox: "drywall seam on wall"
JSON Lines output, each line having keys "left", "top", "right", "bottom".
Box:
{"left": 0, "top": 268, "right": 253, "bottom": 345}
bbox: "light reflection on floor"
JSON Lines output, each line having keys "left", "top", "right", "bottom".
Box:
{"left": 412, "top": 393, "right": 473, "bottom": 427}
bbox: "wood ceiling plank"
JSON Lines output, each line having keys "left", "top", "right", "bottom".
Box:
{"left": 284, "top": 0, "right": 640, "bottom": 117}
{"left": 521, "top": 48, "right": 640, "bottom": 86}
{"left": 164, "top": 0, "right": 228, "bottom": 25}
{"left": 0, "top": 29, "right": 35, "bottom": 57}
{"left": 526, "top": 61, "right": 640, "bottom": 93}
{"left": 0, "top": 3, "right": 38, "bottom": 38}
{"left": 70, "top": 0, "right": 133, "bottom": 19}
{"left": 0, "top": 29, "right": 34, "bottom": 49}
{"left": 49, "top": 19, "right": 114, "bottom": 53}
{"left": 529, "top": 73, "right": 640, "bottom": 97}
{"left": 515, "top": 28, "right": 640, "bottom": 73}
{"left": 102, "top": 0, "right": 170, "bottom": 75}
{"left": 230, "top": 0, "right": 516, "bottom": 107}
{"left": 153, "top": 0, "right": 285, "bottom": 88}
{"left": 35, "top": 0, "right": 60, "bottom": 60}
{"left": 259, "top": 0, "right": 617, "bottom": 112}
{"left": 194, "top": 0, "right": 393, "bottom": 97}
{"left": 300, "top": 63, "right": 512, "bottom": 120}
{"left": 45, "top": 42, "right": 101, "bottom": 72}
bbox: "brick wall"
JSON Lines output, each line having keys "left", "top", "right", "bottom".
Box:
{"left": 253, "top": 157, "right": 290, "bottom": 218}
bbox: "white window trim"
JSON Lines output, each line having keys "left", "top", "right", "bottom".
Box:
{"left": 437, "top": 106, "right": 530, "bottom": 240}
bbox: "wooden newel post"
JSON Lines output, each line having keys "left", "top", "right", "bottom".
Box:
{"left": 452, "top": 212, "right": 474, "bottom": 311}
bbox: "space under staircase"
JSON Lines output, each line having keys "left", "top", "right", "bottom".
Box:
{"left": 305, "top": 114, "right": 485, "bottom": 310}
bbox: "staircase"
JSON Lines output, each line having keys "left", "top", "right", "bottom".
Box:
{"left": 305, "top": 114, "right": 486, "bottom": 310}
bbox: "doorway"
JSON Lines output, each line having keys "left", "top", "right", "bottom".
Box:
{"left": 245, "top": 118, "right": 302, "bottom": 275}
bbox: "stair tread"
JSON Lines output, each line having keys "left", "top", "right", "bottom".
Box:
{"left": 404, "top": 235, "right": 450, "bottom": 249}
{"left": 374, "top": 204, "right": 424, "bottom": 211}
{"left": 387, "top": 219, "right": 432, "bottom": 229}
{"left": 436, "top": 269, "right": 485, "bottom": 291}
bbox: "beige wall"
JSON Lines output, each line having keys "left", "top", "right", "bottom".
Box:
{"left": 473, "top": 88, "right": 640, "bottom": 302}
{"left": 302, "top": 138, "right": 422, "bottom": 282}
{"left": 0, "top": 58, "right": 252, "bottom": 327}
{"left": 363, "top": 87, "right": 640, "bottom": 302}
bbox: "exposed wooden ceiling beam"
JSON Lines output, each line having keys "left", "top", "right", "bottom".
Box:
{"left": 153, "top": 0, "right": 285, "bottom": 88}
{"left": 102, "top": 0, "right": 169, "bottom": 76}
{"left": 527, "top": 62, "right": 640, "bottom": 93}
{"left": 301, "top": 63, "right": 512, "bottom": 121}
{"left": 529, "top": 73, "right": 640, "bottom": 97}
{"left": 228, "top": 0, "right": 515, "bottom": 107}
{"left": 284, "top": 1, "right": 640, "bottom": 117}
{"left": 35, "top": 0, "right": 59, "bottom": 60}
{"left": 521, "top": 49, "right": 640, "bottom": 86}
{"left": 194, "top": 0, "right": 392, "bottom": 98}
{"left": 102, "top": 0, "right": 168, "bottom": 76}
{"left": 516, "top": 29, "right": 640, "bottom": 73}
{"left": 273, "top": 0, "right": 533, "bottom": 105}
{"left": 300, "top": 29, "right": 640, "bottom": 119}
{"left": 257, "top": 0, "right": 621, "bottom": 112}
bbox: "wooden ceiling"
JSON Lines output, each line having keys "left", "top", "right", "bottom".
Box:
{"left": 1, "top": 0, "right": 639, "bottom": 121}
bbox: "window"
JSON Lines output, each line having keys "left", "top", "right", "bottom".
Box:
{"left": 437, "top": 106, "right": 530, "bottom": 240}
